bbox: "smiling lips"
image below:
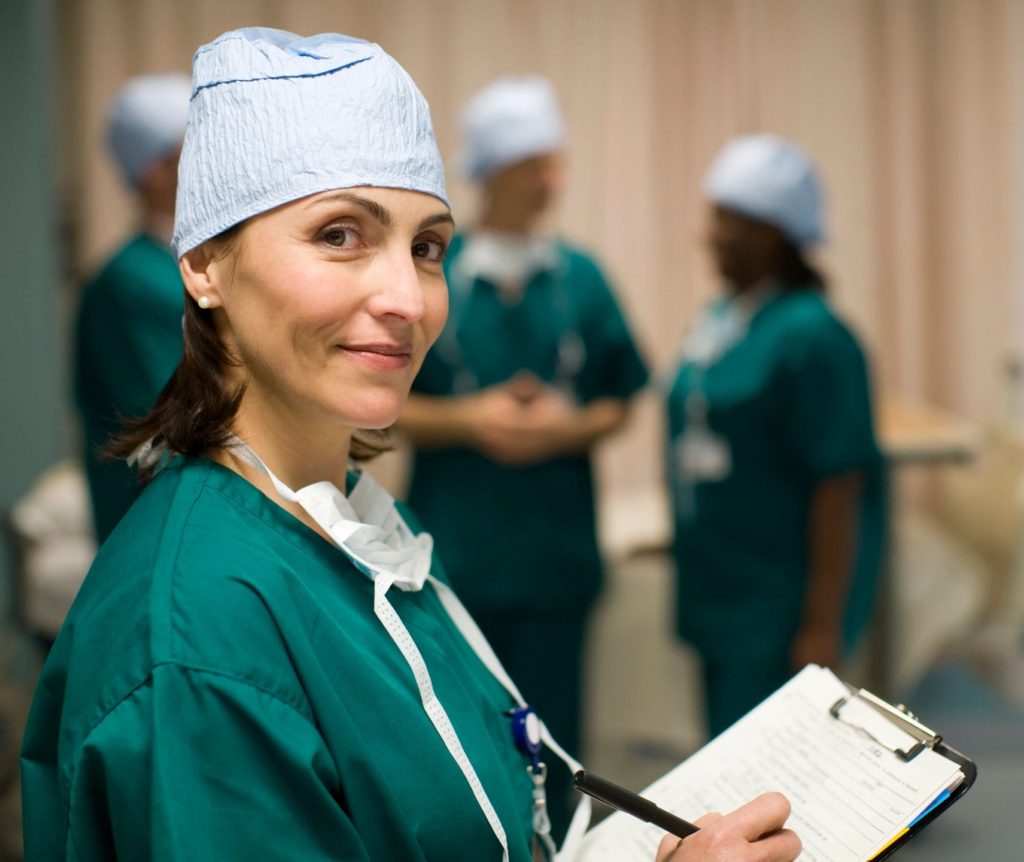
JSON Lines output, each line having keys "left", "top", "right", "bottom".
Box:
{"left": 338, "top": 341, "right": 413, "bottom": 371}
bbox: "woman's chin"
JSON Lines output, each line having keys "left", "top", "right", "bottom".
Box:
{"left": 337, "top": 398, "right": 406, "bottom": 432}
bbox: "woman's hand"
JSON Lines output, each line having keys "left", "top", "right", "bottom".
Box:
{"left": 654, "top": 792, "right": 801, "bottom": 862}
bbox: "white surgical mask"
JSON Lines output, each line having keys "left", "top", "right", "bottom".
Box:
{"left": 682, "top": 281, "right": 779, "bottom": 367}
{"left": 457, "top": 231, "right": 560, "bottom": 301}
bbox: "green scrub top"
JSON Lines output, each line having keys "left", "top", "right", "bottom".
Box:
{"left": 74, "top": 234, "right": 185, "bottom": 542}
{"left": 409, "top": 235, "right": 649, "bottom": 611}
{"left": 21, "top": 457, "right": 535, "bottom": 860}
{"left": 666, "top": 289, "right": 887, "bottom": 664}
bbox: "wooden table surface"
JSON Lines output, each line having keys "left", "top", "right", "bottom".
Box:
{"left": 877, "top": 397, "right": 981, "bottom": 465}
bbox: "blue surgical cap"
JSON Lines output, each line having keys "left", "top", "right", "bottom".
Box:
{"left": 107, "top": 74, "right": 191, "bottom": 189}
{"left": 172, "top": 28, "right": 448, "bottom": 258}
{"left": 460, "top": 75, "right": 566, "bottom": 182}
{"left": 704, "top": 134, "right": 826, "bottom": 248}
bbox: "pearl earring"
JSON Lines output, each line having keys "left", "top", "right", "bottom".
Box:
{"left": 198, "top": 296, "right": 211, "bottom": 309}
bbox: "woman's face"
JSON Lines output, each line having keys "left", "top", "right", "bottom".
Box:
{"left": 707, "top": 204, "right": 786, "bottom": 290}
{"left": 486, "top": 151, "right": 566, "bottom": 221}
{"left": 191, "top": 187, "right": 453, "bottom": 434}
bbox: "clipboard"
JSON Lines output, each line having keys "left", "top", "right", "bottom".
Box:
{"left": 830, "top": 683, "right": 978, "bottom": 860}
{"left": 575, "top": 665, "right": 978, "bottom": 862}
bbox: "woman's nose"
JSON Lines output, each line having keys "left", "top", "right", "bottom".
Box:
{"left": 368, "top": 247, "right": 427, "bottom": 321}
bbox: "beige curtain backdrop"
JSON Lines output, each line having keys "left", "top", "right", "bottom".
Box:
{"left": 57, "top": 0, "right": 1024, "bottom": 529}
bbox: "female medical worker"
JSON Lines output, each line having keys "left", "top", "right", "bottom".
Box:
{"left": 21, "top": 30, "right": 799, "bottom": 862}
{"left": 667, "top": 135, "right": 886, "bottom": 739}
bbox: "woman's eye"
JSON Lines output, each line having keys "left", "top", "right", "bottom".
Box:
{"left": 321, "top": 226, "right": 362, "bottom": 249}
{"left": 412, "top": 239, "right": 446, "bottom": 262}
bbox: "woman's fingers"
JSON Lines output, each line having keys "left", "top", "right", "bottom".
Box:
{"left": 654, "top": 796, "right": 799, "bottom": 862}
{"left": 655, "top": 833, "right": 682, "bottom": 862}
{"left": 727, "top": 792, "right": 792, "bottom": 841}
{"left": 751, "top": 828, "right": 803, "bottom": 862}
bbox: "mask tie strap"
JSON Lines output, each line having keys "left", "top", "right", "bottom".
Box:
{"left": 427, "top": 574, "right": 593, "bottom": 859}
{"left": 372, "top": 571, "right": 511, "bottom": 862}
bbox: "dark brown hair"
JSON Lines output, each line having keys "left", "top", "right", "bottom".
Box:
{"left": 108, "top": 226, "right": 392, "bottom": 481}
{"left": 777, "top": 239, "right": 827, "bottom": 293}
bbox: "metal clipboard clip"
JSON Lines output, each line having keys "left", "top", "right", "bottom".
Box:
{"left": 830, "top": 686, "right": 943, "bottom": 762}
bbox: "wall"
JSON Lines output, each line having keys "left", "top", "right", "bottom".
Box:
{"left": 0, "top": 0, "right": 64, "bottom": 620}
{"left": 52, "top": 0, "right": 1024, "bottom": 546}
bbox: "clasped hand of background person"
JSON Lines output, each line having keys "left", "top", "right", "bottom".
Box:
{"left": 656, "top": 792, "right": 802, "bottom": 862}
{"left": 465, "top": 375, "right": 582, "bottom": 465}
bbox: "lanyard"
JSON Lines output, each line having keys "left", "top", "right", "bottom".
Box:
{"left": 677, "top": 284, "right": 780, "bottom": 425}
{"left": 440, "top": 243, "right": 586, "bottom": 402}
{"left": 228, "top": 440, "right": 592, "bottom": 861}
{"left": 670, "top": 289, "right": 779, "bottom": 516}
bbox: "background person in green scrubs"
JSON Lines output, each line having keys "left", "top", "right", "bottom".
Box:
{"left": 667, "top": 134, "right": 886, "bottom": 739}
{"left": 400, "top": 76, "right": 650, "bottom": 838}
{"left": 74, "top": 74, "right": 191, "bottom": 542}
{"left": 21, "top": 30, "right": 800, "bottom": 862}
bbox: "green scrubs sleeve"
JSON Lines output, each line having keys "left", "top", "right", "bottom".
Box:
{"left": 66, "top": 665, "right": 368, "bottom": 861}
{"left": 572, "top": 253, "right": 649, "bottom": 403}
{"left": 774, "top": 315, "right": 880, "bottom": 479}
{"left": 80, "top": 262, "right": 184, "bottom": 420}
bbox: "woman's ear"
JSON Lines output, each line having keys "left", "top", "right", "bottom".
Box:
{"left": 179, "top": 243, "right": 226, "bottom": 309}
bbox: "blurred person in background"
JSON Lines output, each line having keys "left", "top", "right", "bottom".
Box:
{"left": 74, "top": 73, "right": 191, "bottom": 543}
{"left": 20, "top": 30, "right": 799, "bottom": 862}
{"left": 399, "top": 75, "right": 650, "bottom": 839}
{"left": 666, "top": 134, "right": 886, "bottom": 739}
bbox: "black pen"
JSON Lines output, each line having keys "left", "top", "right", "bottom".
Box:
{"left": 574, "top": 770, "right": 700, "bottom": 840}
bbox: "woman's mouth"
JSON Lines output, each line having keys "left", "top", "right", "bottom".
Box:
{"left": 337, "top": 341, "right": 413, "bottom": 371}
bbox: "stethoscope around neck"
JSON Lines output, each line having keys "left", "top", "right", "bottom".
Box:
{"left": 439, "top": 249, "right": 586, "bottom": 401}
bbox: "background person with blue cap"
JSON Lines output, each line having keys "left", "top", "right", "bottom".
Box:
{"left": 400, "top": 74, "right": 650, "bottom": 841}
{"left": 74, "top": 73, "right": 192, "bottom": 543}
{"left": 20, "top": 30, "right": 800, "bottom": 862}
{"left": 666, "top": 134, "right": 887, "bottom": 738}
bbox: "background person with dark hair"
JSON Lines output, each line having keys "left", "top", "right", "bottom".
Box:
{"left": 666, "top": 135, "right": 887, "bottom": 739}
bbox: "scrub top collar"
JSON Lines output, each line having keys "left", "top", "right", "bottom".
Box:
{"left": 439, "top": 234, "right": 587, "bottom": 401}
{"left": 452, "top": 230, "right": 562, "bottom": 298}
{"left": 682, "top": 279, "right": 780, "bottom": 367}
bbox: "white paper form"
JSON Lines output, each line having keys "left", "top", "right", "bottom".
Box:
{"left": 576, "top": 666, "right": 964, "bottom": 862}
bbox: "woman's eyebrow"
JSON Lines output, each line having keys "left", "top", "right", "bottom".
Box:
{"left": 304, "top": 192, "right": 453, "bottom": 233}
{"left": 305, "top": 191, "right": 393, "bottom": 226}
{"left": 419, "top": 212, "right": 455, "bottom": 231}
